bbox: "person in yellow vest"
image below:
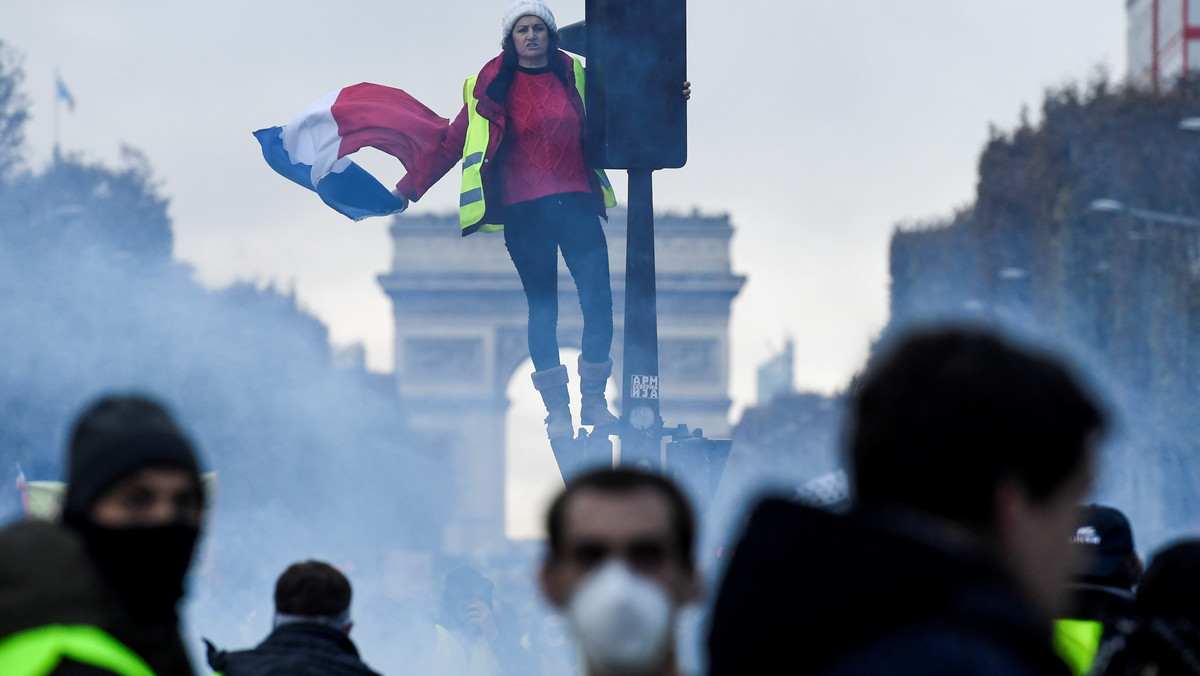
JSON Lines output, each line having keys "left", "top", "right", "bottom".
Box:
{"left": 431, "top": 566, "right": 533, "bottom": 676}
{"left": 1053, "top": 504, "right": 1142, "bottom": 676}
{"left": 394, "top": 0, "right": 689, "bottom": 441}
{"left": 0, "top": 394, "right": 207, "bottom": 676}
{"left": 0, "top": 520, "right": 155, "bottom": 676}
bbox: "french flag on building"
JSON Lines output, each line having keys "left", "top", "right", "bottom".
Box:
{"left": 254, "top": 83, "right": 449, "bottom": 221}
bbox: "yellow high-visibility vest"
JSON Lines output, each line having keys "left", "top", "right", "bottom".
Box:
{"left": 1053, "top": 618, "right": 1104, "bottom": 676}
{"left": 432, "top": 624, "right": 500, "bottom": 676}
{"left": 459, "top": 56, "right": 617, "bottom": 235}
{"left": 0, "top": 624, "right": 155, "bottom": 676}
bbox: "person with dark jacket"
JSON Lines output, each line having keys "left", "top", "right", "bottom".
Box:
{"left": 1091, "top": 539, "right": 1200, "bottom": 675}
{"left": 0, "top": 393, "right": 208, "bottom": 676}
{"left": 205, "top": 560, "right": 381, "bottom": 676}
{"left": 708, "top": 327, "right": 1107, "bottom": 676}
{"left": 0, "top": 520, "right": 151, "bottom": 675}
{"left": 1054, "top": 504, "right": 1142, "bottom": 675}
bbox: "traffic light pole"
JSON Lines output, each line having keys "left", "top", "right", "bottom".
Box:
{"left": 619, "top": 168, "right": 662, "bottom": 469}
{"left": 559, "top": 0, "right": 685, "bottom": 472}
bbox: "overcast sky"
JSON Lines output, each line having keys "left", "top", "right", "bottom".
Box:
{"left": 4, "top": 1, "right": 1128, "bottom": 412}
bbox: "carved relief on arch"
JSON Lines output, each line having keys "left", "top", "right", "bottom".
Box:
{"left": 659, "top": 338, "right": 721, "bottom": 383}
{"left": 403, "top": 337, "right": 486, "bottom": 383}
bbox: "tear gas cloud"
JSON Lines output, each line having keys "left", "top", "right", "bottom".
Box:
{"left": 0, "top": 156, "right": 467, "bottom": 673}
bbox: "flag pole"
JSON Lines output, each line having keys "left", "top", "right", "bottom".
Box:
{"left": 53, "top": 68, "right": 60, "bottom": 163}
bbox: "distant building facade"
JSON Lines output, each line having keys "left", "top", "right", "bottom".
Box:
{"left": 378, "top": 208, "right": 745, "bottom": 551}
{"left": 756, "top": 338, "right": 795, "bottom": 407}
{"left": 1128, "top": 0, "right": 1200, "bottom": 87}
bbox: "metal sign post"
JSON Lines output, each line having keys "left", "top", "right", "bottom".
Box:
{"left": 619, "top": 168, "right": 662, "bottom": 469}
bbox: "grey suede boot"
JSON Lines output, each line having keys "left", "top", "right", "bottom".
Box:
{"left": 578, "top": 356, "right": 620, "bottom": 427}
{"left": 531, "top": 364, "right": 574, "bottom": 440}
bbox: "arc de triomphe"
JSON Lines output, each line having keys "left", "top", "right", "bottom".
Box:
{"left": 378, "top": 208, "right": 744, "bottom": 552}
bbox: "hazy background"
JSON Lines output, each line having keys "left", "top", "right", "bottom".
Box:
{"left": 3, "top": 1, "right": 1128, "bottom": 412}
{"left": 0, "top": 3, "right": 1149, "bottom": 674}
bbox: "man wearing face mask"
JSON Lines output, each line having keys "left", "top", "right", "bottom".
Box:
{"left": 540, "top": 468, "right": 701, "bottom": 676}
{"left": 0, "top": 394, "right": 207, "bottom": 676}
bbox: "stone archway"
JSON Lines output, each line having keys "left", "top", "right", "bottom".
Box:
{"left": 378, "top": 208, "right": 744, "bottom": 553}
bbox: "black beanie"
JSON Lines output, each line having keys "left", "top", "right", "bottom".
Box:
{"left": 62, "top": 394, "right": 202, "bottom": 523}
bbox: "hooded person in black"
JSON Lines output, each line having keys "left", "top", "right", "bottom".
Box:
{"left": 708, "top": 327, "right": 1107, "bottom": 676}
{"left": 0, "top": 393, "right": 206, "bottom": 676}
{"left": 204, "top": 560, "right": 382, "bottom": 676}
{"left": 61, "top": 394, "right": 207, "bottom": 676}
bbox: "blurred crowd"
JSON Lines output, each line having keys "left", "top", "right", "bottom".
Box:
{"left": 4, "top": 325, "right": 1200, "bottom": 676}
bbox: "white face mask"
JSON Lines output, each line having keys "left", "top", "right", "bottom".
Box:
{"left": 566, "top": 561, "right": 675, "bottom": 676}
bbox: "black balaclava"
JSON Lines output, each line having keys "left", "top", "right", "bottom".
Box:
{"left": 60, "top": 394, "right": 204, "bottom": 624}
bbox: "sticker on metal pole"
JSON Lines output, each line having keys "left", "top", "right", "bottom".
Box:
{"left": 630, "top": 375, "right": 659, "bottom": 400}
{"left": 629, "top": 406, "right": 656, "bottom": 431}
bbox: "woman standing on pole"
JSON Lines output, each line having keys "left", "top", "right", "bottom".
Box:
{"left": 396, "top": 0, "right": 687, "bottom": 441}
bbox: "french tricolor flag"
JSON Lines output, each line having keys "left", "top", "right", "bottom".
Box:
{"left": 255, "top": 83, "right": 449, "bottom": 221}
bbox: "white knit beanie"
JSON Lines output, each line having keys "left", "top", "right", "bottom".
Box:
{"left": 501, "top": 0, "right": 557, "bottom": 39}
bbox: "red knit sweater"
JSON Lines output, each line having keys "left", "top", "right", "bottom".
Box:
{"left": 499, "top": 66, "right": 594, "bottom": 207}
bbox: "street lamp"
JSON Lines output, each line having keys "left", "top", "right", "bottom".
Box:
{"left": 1086, "top": 198, "right": 1200, "bottom": 229}
{"left": 1087, "top": 198, "right": 1126, "bottom": 214}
